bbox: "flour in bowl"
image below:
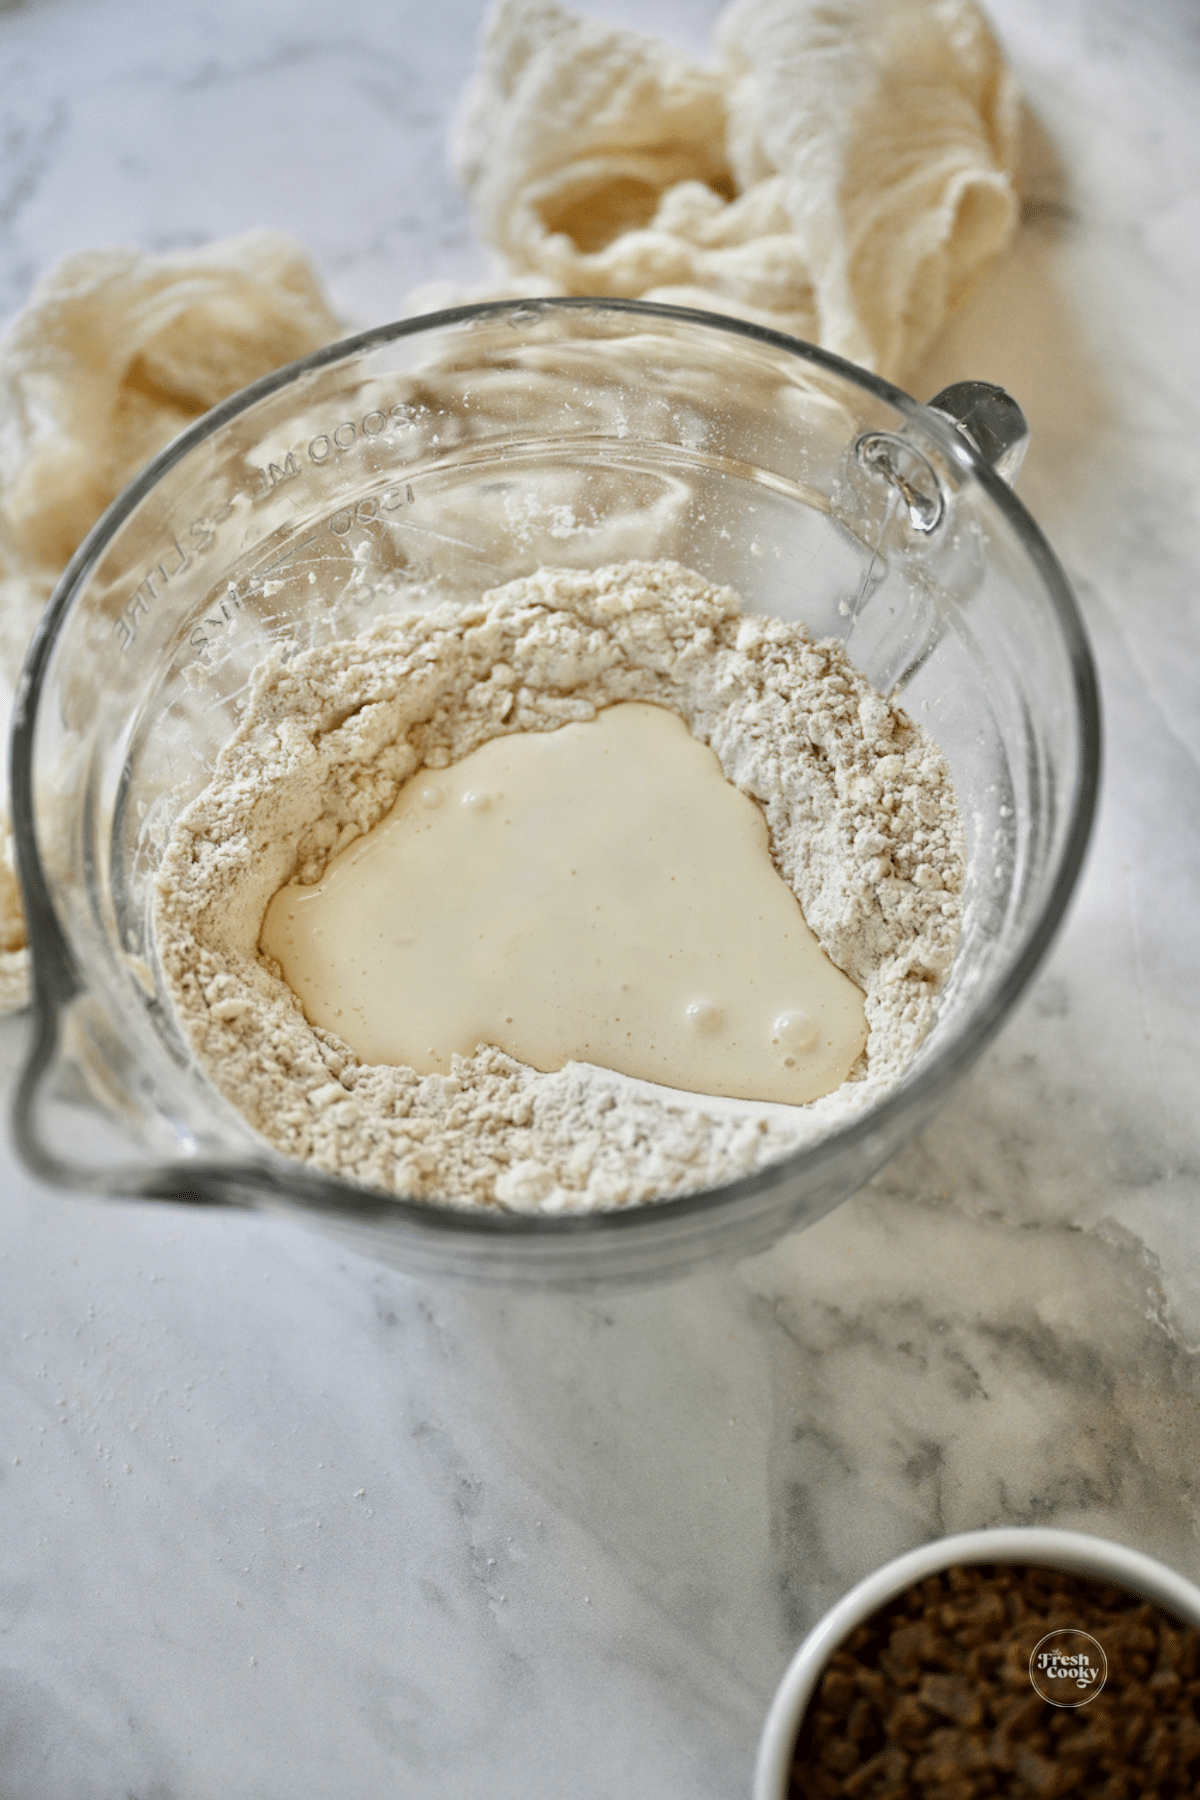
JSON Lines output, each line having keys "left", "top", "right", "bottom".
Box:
{"left": 153, "top": 560, "right": 962, "bottom": 1213}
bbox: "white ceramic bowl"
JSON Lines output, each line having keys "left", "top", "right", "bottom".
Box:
{"left": 755, "top": 1526, "right": 1200, "bottom": 1800}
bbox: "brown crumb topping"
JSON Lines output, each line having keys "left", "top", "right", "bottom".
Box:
{"left": 790, "top": 1562, "right": 1200, "bottom": 1799}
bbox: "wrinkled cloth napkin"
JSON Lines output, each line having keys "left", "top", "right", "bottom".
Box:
{"left": 445, "top": 0, "right": 1020, "bottom": 381}
{"left": 0, "top": 230, "right": 341, "bottom": 1009}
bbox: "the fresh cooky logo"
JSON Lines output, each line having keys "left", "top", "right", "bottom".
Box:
{"left": 1029, "top": 1629, "right": 1108, "bottom": 1707}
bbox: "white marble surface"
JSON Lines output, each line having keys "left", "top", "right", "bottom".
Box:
{"left": 2, "top": 0, "right": 1200, "bottom": 1794}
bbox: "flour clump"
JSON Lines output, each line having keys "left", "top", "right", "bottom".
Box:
{"left": 153, "top": 560, "right": 963, "bottom": 1213}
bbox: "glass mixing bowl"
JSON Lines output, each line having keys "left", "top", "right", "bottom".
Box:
{"left": 9, "top": 300, "right": 1099, "bottom": 1282}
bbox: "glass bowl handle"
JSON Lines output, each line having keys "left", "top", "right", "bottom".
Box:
{"left": 926, "top": 381, "right": 1030, "bottom": 485}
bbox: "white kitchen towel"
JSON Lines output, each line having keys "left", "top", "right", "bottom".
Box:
{"left": 448, "top": 0, "right": 1020, "bottom": 382}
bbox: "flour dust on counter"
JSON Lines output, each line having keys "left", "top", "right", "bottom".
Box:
{"left": 153, "top": 560, "right": 963, "bottom": 1213}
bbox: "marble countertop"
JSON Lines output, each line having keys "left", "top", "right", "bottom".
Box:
{"left": 2, "top": 0, "right": 1199, "bottom": 1794}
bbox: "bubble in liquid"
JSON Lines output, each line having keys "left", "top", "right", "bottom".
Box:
{"left": 772, "top": 1010, "right": 818, "bottom": 1051}
{"left": 684, "top": 1000, "right": 721, "bottom": 1034}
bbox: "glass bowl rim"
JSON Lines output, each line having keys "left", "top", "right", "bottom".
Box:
{"left": 8, "top": 297, "right": 1102, "bottom": 1243}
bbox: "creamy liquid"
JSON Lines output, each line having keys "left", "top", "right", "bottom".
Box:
{"left": 260, "top": 702, "right": 867, "bottom": 1105}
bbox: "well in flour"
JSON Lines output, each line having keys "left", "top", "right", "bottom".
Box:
{"left": 153, "top": 560, "right": 963, "bottom": 1214}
